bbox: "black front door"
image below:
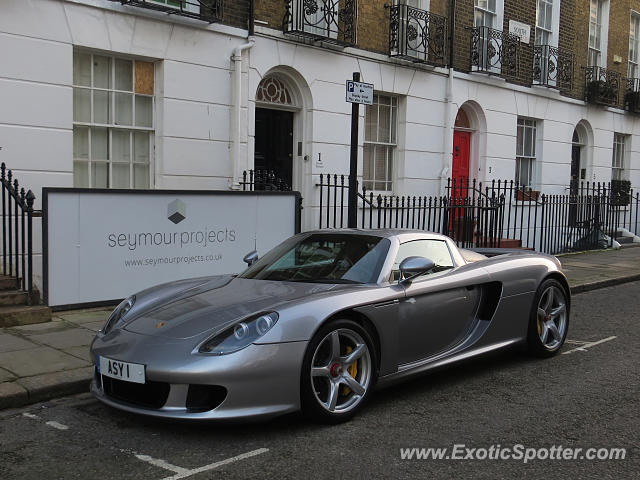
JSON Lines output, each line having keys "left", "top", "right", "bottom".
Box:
{"left": 569, "top": 145, "right": 581, "bottom": 226}
{"left": 254, "top": 108, "right": 293, "bottom": 189}
{"left": 570, "top": 145, "right": 581, "bottom": 194}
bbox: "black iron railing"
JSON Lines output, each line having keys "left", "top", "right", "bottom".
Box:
{"left": 283, "top": 0, "right": 357, "bottom": 46}
{"left": 1, "top": 163, "right": 35, "bottom": 300}
{"left": 533, "top": 45, "right": 574, "bottom": 91}
{"left": 241, "top": 170, "right": 291, "bottom": 191}
{"left": 584, "top": 66, "right": 621, "bottom": 107}
{"left": 389, "top": 5, "right": 447, "bottom": 67}
{"left": 470, "top": 26, "right": 519, "bottom": 79}
{"left": 316, "top": 174, "right": 640, "bottom": 255}
{"left": 625, "top": 77, "right": 640, "bottom": 114}
{"left": 111, "top": 0, "right": 222, "bottom": 23}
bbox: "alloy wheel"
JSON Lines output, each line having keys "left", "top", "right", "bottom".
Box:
{"left": 310, "top": 328, "right": 372, "bottom": 413}
{"left": 536, "top": 285, "right": 568, "bottom": 350}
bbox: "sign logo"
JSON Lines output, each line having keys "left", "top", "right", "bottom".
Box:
{"left": 167, "top": 199, "right": 186, "bottom": 224}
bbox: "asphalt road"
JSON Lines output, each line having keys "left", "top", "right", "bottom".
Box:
{"left": 1, "top": 282, "right": 638, "bottom": 479}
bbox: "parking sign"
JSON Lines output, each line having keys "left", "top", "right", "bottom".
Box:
{"left": 346, "top": 80, "right": 374, "bottom": 105}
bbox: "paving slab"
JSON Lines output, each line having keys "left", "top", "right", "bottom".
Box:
{"left": 62, "top": 345, "right": 92, "bottom": 363}
{"left": 56, "top": 309, "right": 111, "bottom": 324}
{"left": 0, "top": 333, "right": 37, "bottom": 353}
{"left": 0, "top": 346, "right": 89, "bottom": 377}
{"left": 0, "top": 367, "right": 16, "bottom": 383}
{"left": 80, "top": 320, "right": 107, "bottom": 333}
{"left": 28, "top": 328, "right": 97, "bottom": 350}
{"left": 0, "top": 381, "right": 27, "bottom": 409}
{"left": 8, "top": 319, "right": 69, "bottom": 335}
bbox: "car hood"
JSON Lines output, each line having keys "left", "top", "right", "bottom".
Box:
{"left": 123, "top": 276, "right": 344, "bottom": 340}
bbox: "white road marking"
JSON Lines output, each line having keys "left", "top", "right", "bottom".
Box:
{"left": 135, "top": 455, "right": 189, "bottom": 475}
{"left": 562, "top": 336, "right": 617, "bottom": 355}
{"left": 22, "top": 413, "right": 69, "bottom": 431}
{"left": 132, "top": 448, "right": 269, "bottom": 480}
{"left": 160, "top": 449, "right": 269, "bottom": 480}
{"left": 45, "top": 421, "right": 69, "bottom": 431}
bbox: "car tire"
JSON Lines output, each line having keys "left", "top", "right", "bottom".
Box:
{"left": 300, "top": 319, "right": 378, "bottom": 424}
{"left": 526, "top": 278, "right": 570, "bottom": 358}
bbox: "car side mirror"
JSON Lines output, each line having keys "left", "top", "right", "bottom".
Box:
{"left": 399, "top": 256, "right": 435, "bottom": 285}
{"left": 243, "top": 250, "right": 259, "bottom": 267}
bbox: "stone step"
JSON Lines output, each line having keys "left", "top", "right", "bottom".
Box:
{"left": 0, "top": 290, "right": 28, "bottom": 306}
{"left": 0, "top": 275, "right": 20, "bottom": 291}
{"left": 0, "top": 305, "right": 51, "bottom": 328}
{"left": 616, "top": 236, "right": 635, "bottom": 244}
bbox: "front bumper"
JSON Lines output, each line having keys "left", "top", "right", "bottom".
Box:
{"left": 90, "top": 339, "right": 309, "bottom": 420}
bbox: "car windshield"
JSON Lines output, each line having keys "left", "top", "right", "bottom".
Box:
{"left": 239, "top": 233, "right": 391, "bottom": 284}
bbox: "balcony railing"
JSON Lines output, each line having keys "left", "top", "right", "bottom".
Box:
{"left": 283, "top": 0, "right": 357, "bottom": 46}
{"left": 470, "top": 27, "right": 519, "bottom": 79}
{"left": 625, "top": 78, "right": 640, "bottom": 114}
{"left": 111, "top": 0, "right": 222, "bottom": 23}
{"left": 389, "top": 5, "right": 447, "bottom": 67}
{"left": 584, "top": 66, "right": 621, "bottom": 107}
{"left": 533, "top": 45, "right": 574, "bottom": 91}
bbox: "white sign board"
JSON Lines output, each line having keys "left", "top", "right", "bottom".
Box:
{"left": 43, "top": 189, "right": 300, "bottom": 307}
{"left": 346, "top": 80, "right": 374, "bottom": 105}
{"left": 509, "top": 20, "right": 531, "bottom": 44}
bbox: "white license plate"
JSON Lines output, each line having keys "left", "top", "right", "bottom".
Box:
{"left": 98, "top": 356, "right": 145, "bottom": 384}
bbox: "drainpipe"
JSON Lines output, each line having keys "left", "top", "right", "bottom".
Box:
{"left": 441, "top": 0, "right": 456, "bottom": 195}
{"left": 231, "top": 36, "right": 255, "bottom": 188}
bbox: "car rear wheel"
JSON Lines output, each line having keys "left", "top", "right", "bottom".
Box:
{"left": 527, "top": 279, "right": 569, "bottom": 357}
{"left": 301, "top": 319, "right": 377, "bottom": 423}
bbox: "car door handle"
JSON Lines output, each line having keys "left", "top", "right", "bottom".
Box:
{"left": 465, "top": 286, "right": 475, "bottom": 291}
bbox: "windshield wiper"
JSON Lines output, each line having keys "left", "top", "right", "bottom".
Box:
{"left": 294, "top": 278, "right": 364, "bottom": 284}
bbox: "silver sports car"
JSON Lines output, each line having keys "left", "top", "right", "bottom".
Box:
{"left": 90, "top": 230, "right": 570, "bottom": 423}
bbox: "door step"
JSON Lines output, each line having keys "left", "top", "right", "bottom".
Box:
{"left": 0, "top": 305, "right": 52, "bottom": 328}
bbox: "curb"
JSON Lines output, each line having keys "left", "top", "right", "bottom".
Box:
{"left": 0, "top": 367, "right": 92, "bottom": 410}
{"left": 570, "top": 274, "right": 640, "bottom": 294}
{"left": 2, "top": 275, "right": 640, "bottom": 411}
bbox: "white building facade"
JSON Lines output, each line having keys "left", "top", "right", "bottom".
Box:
{"left": 1, "top": 0, "right": 639, "bottom": 289}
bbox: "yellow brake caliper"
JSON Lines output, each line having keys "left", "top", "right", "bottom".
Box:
{"left": 342, "top": 346, "right": 358, "bottom": 395}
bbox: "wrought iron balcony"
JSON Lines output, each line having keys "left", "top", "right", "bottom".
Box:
{"left": 533, "top": 45, "right": 574, "bottom": 91}
{"left": 470, "top": 27, "right": 519, "bottom": 79}
{"left": 584, "top": 66, "right": 621, "bottom": 107}
{"left": 389, "top": 5, "right": 447, "bottom": 67}
{"left": 625, "top": 78, "right": 640, "bottom": 114}
{"left": 110, "top": 0, "right": 222, "bottom": 23}
{"left": 283, "top": 0, "right": 357, "bottom": 46}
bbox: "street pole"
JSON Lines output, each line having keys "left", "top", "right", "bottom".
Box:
{"left": 348, "top": 72, "right": 360, "bottom": 228}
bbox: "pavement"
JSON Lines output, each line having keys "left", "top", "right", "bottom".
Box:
{"left": 0, "top": 245, "right": 638, "bottom": 411}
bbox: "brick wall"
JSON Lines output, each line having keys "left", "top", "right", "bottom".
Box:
{"left": 356, "top": 0, "right": 389, "bottom": 54}
{"left": 223, "top": 0, "right": 250, "bottom": 30}
{"left": 254, "top": 0, "right": 283, "bottom": 30}
{"left": 558, "top": 0, "right": 577, "bottom": 99}
{"left": 503, "top": 0, "right": 536, "bottom": 87}
{"left": 452, "top": 0, "right": 474, "bottom": 72}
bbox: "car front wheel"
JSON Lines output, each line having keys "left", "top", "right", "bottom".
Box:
{"left": 527, "top": 279, "right": 570, "bottom": 357}
{"left": 301, "top": 319, "right": 378, "bottom": 423}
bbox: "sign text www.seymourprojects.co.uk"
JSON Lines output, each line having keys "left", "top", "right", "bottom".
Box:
{"left": 107, "top": 228, "right": 237, "bottom": 251}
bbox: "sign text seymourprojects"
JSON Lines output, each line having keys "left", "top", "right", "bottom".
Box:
{"left": 107, "top": 227, "right": 237, "bottom": 251}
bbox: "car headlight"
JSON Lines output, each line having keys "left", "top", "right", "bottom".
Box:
{"left": 102, "top": 295, "right": 136, "bottom": 334}
{"left": 197, "top": 312, "right": 279, "bottom": 355}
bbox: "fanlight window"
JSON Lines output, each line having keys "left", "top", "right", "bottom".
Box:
{"left": 256, "top": 76, "right": 296, "bottom": 106}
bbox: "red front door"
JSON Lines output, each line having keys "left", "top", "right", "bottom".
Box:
{"left": 452, "top": 130, "right": 471, "bottom": 197}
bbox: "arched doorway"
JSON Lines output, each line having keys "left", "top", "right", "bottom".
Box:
{"left": 254, "top": 74, "right": 301, "bottom": 189}
{"left": 452, "top": 107, "right": 473, "bottom": 195}
{"left": 571, "top": 123, "right": 588, "bottom": 194}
